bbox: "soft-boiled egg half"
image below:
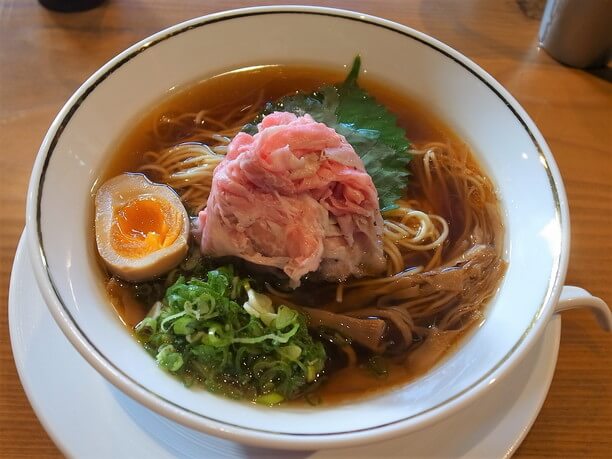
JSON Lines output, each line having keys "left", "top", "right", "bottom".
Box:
{"left": 94, "top": 173, "right": 189, "bottom": 282}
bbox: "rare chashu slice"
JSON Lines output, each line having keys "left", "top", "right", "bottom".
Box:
{"left": 94, "top": 173, "right": 189, "bottom": 282}
{"left": 198, "top": 112, "right": 385, "bottom": 288}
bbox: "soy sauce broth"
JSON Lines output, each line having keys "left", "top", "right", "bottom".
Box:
{"left": 101, "top": 63, "right": 481, "bottom": 406}
{"left": 104, "top": 64, "right": 450, "bottom": 179}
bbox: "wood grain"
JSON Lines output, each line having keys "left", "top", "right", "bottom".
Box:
{"left": 1, "top": 0, "right": 610, "bottom": 457}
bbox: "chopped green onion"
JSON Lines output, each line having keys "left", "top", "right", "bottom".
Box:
{"left": 306, "top": 365, "right": 318, "bottom": 383}
{"left": 278, "top": 344, "right": 302, "bottom": 361}
{"left": 156, "top": 344, "right": 183, "bottom": 372}
{"left": 134, "top": 317, "right": 157, "bottom": 336}
{"left": 256, "top": 393, "right": 284, "bottom": 405}
{"left": 274, "top": 305, "right": 297, "bottom": 329}
{"left": 172, "top": 316, "right": 195, "bottom": 335}
{"left": 136, "top": 266, "right": 327, "bottom": 403}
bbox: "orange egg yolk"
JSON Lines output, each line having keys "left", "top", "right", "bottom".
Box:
{"left": 111, "top": 198, "right": 182, "bottom": 258}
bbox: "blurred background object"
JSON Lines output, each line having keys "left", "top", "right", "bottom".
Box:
{"left": 516, "top": 0, "right": 547, "bottom": 19}
{"left": 38, "top": 0, "right": 105, "bottom": 13}
{"left": 539, "top": 0, "right": 612, "bottom": 68}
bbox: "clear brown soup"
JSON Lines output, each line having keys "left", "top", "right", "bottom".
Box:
{"left": 105, "top": 65, "right": 448, "bottom": 177}
{"left": 102, "top": 64, "right": 495, "bottom": 405}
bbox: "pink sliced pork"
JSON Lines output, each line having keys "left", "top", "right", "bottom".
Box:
{"left": 198, "top": 112, "right": 385, "bottom": 287}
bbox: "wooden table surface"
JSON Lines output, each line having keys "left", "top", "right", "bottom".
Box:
{"left": 1, "top": 0, "right": 610, "bottom": 457}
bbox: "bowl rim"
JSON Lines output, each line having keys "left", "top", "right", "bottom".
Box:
{"left": 25, "top": 5, "right": 570, "bottom": 449}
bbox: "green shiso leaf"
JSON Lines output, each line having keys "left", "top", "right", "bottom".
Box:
{"left": 244, "top": 56, "right": 411, "bottom": 209}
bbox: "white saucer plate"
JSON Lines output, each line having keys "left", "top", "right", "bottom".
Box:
{"left": 9, "top": 232, "right": 561, "bottom": 458}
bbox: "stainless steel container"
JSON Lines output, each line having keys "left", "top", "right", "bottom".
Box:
{"left": 539, "top": 0, "right": 612, "bottom": 68}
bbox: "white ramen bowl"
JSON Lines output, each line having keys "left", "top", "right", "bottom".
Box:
{"left": 26, "top": 6, "right": 611, "bottom": 450}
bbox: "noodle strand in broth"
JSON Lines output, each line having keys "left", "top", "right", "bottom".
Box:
{"left": 104, "top": 65, "right": 505, "bottom": 404}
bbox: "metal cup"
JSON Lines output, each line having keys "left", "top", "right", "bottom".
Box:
{"left": 539, "top": 0, "right": 612, "bottom": 68}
